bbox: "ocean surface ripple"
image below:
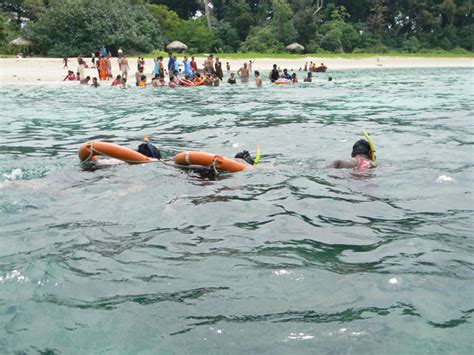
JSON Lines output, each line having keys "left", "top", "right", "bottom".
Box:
{"left": 1, "top": 68, "right": 473, "bottom": 354}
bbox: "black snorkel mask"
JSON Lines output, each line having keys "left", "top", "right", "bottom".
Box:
{"left": 234, "top": 150, "right": 254, "bottom": 165}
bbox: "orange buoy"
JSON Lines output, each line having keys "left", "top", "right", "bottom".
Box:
{"left": 193, "top": 77, "right": 207, "bottom": 86}
{"left": 174, "top": 151, "right": 249, "bottom": 172}
{"left": 274, "top": 78, "right": 291, "bottom": 85}
{"left": 78, "top": 141, "right": 154, "bottom": 164}
{"left": 179, "top": 78, "right": 195, "bottom": 87}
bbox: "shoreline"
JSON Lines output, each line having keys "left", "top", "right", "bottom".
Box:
{"left": 0, "top": 56, "right": 472, "bottom": 84}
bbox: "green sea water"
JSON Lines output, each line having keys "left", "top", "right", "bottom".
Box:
{"left": 1, "top": 68, "right": 473, "bottom": 354}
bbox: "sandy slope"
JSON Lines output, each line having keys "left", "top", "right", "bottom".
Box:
{"left": 0, "top": 56, "right": 472, "bottom": 84}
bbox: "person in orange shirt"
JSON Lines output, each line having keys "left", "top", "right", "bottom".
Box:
{"left": 99, "top": 58, "right": 107, "bottom": 81}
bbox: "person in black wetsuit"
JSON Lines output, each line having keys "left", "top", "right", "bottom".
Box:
{"left": 269, "top": 64, "right": 279, "bottom": 82}
{"left": 227, "top": 73, "right": 237, "bottom": 84}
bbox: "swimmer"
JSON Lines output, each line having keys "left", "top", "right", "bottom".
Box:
{"left": 227, "top": 73, "right": 237, "bottom": 84}
{"left": 63, "top": 70, "right": 76, "bottom": 81}
{"left": 234, "top": 150, "right": 257, "bottom": 165}
{"left": 304, "top": 72, "right": 312, "bottom": 82}
{"left": 91, "top": 77, "right": 100, "bottom": 88}
{"left": 135, "top": 67, "right": 144, "bottom": 86}
{"left": 111, "top": 74, "right": 121, "bottom": 86}
{"left": 328, "top": 76, "right": 333, "bottom": 82}
{"left": 329, "top": 138, "right": 375, "bottom": 169}
{"left": 281, "top": 69, "right": 291, "bottom": 80}
{"left": 138, "top": 74, "right": 147, "bottom": 87}
{"left": 254, "top": 70, "right": 262, "bottom": 87}
{"left": 169, "top": 71, "right": 179, "bottom": 88}
{"left": 291, "top": 73, "right": 298, "bottom": 84}
{"left": 80, "top": 76, "right": 91, "bottom": 85}
{"left": 120, "top": 77, "right": 130, "bottom": 89}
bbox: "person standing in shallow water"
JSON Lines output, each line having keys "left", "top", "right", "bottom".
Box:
{"left": 269, "top": 64, "right": 279, "bottom": 82}
{"left": 254, "top": 71, "right": 262, "bottom": 87}
{"left": 227, "top": 73, "right": 237, "bottom": 84}
{"left": 215, "top": 58, "right": 223, "bottom": 80}
{"left": 237, "top": 62, "right": 250, "bottom": 83}
{"left": 190, "top": 56, "right": 198, "bottom": 74}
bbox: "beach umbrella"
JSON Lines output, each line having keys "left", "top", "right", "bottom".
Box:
{"left": 9, "top": 37, "right": 33, "bottom": 46}
{"left": 286, "top": 43, "right": 305, "bottom": 53}
{"left": 166, "top": 41, "right": 188, "bottom": 53}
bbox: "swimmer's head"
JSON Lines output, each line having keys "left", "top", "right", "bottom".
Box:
{"left": 254, "top": 70, "right": 260, "bottom": 76}
{"left": 235, "top": 150, "right": 254, "bottom": 165}
{"left": 138, "top": 143, "right": 161, "bottom": 159}
{"left": 351, "top": 139, "right": 371, "bottom": 158}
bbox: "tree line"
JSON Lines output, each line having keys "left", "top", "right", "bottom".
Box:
{"left": 1, "top": 0, "right": 472, "bottom": 56}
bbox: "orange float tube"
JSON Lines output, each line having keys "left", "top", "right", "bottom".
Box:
{"left": 174, "top": 151, "right": 249, "bottom": 173}
{"left": 179, "top": 78, "right": 195, "bottom": 87}
{"left": 193, "top": 77, "right": 207, "bottom": 86}
{"left": 78, "top": 141, "right": 154, "bottom": 164}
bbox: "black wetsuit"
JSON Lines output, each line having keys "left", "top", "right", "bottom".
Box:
{"left": 227, "top": 78, "right": 236, "bottom": 84}
{"left": 270, "top": 69, "right": 279, "bottom": 82}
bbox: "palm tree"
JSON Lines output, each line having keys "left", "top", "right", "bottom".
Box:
{"left": 203, "top": 0, "right": 212, "bottom": 31}
{"left": 366, "top": 0, "right": 388, "bottom": 37}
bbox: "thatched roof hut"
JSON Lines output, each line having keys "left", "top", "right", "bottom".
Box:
{"left": 166, "top": 41, "right": 188, "bottom": 53}
{"left": 286, "top": 42, "right": 305, "bottom": 53}
{"left": 9, "top": 37, "right": 33, "bottom": 46}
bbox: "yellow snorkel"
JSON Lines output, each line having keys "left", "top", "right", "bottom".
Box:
{"left": 253, "top": 144, "right": 261, "bottom": 166}
{"left": 361, "top": 130, "right": 376, "bottom": 162}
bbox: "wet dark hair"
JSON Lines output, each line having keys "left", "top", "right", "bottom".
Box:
{"left": 351, "top": 139, "right": 370, "bottom": 158}
{"left": 234, "top": 150, "right": 254, "bottom": 165}
{"left": 254, "top": 70, "right": 260, "bottom": 76}
{"left": 138, "top": 143, "right": 161, "bottom": 159}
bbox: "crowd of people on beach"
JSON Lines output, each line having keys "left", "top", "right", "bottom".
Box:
{"left": 62, "top": 47, "right": 331, "bottom": 88}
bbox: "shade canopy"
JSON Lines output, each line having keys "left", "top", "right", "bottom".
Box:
{"left": 286, "top": 42, "right": 305, "bottom": 52}
{"left": 9, "top": 37, "right": 33, "bottom": 46}
{"left": 166, "top": 41, "right": 188, "bottom": 52}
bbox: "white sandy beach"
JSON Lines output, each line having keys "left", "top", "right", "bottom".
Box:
{"left": 0, "top": 56, "right": 472, "bottom": 84}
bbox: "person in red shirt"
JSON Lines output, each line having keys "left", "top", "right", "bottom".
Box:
{"left": 111, "top": 74, "right": 122, "bottom": 86}
{"left": 190, "top": 56, "right": 198, "bottom": 73}
{"left": 291, "top": 73, "right": 298, "bottom": 84}
{"left": 63, "top": 70, "right": 76, "bottom": 81}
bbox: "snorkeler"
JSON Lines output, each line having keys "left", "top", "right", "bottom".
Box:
{"left": 329, "top": 132, "right": 376, "bottom": 169}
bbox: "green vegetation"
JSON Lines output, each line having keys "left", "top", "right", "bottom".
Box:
{"left": 0, "top": 0, "right": 472, "bottom": 56}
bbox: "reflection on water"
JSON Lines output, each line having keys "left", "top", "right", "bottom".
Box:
{"left": 1, "top": 68, "right": 473, "bottom": 353}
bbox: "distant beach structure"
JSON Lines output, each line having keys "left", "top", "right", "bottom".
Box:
{"left": 166, "top": 41, "right": 188, "bottom": 53}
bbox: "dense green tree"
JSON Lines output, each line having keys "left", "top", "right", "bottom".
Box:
{"left": 319, "top": 6, "right": 360, "bottom": 52}
{"left": 147, "top": 4, "right": 217, "bottom": 52}
{"left": 216, "top": 21, "right": 241, "bottom": 52}
{"left": 1, "top": 0, "right": 46, "bottom": 24}
{"left": 270, "top": 0, "right": 298, "bottom": 44}
{"left": 240, "top": 26, "right": 284, "bottom": 52}
{"left": 175, "top": 18, "right": 218, "bottom": 52}
{"left": 30, "top": 0, "right": 161, "bottom": 56}
{"left": 3, "top": 0, "right": 472, "bottom": 55}
{"left": 147, "top": 0, "right": 200, "bottom": 19}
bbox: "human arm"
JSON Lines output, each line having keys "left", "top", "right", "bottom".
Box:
{"left": 328, "top": 158, "right": 358, "bottom": 169}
